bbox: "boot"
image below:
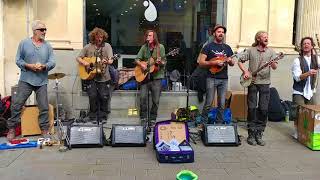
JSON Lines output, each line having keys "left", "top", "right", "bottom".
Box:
{"left": 247, "top": 130, "right": 257, "bottom": 146}
{"left": 255, "top": 130, "right": 266, "bottom": 146}
{"left": 6, "top": 129, "right": 16, "bottom": 141}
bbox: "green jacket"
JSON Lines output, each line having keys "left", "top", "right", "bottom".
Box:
{"left": 136, "top": 44, "right": 166, "bottom": 79}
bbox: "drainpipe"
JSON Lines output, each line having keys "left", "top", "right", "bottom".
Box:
{"left": 26, "top": 0, "right": 30, "bottom": 36}
{"left": 0, "top": 0, "right": 5, "bottom": 95}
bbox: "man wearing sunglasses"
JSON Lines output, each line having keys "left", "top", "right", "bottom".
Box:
{"left": 6, "top": 20, "right": 55, "bottom": 141}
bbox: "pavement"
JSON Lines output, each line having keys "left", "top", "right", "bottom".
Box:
{"left": 0, "top": 117, "right": 320, "bottom": 180}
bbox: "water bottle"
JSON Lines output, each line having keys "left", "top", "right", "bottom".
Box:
{"left": 285, "top": 111, "right": 290, "bottom": 122}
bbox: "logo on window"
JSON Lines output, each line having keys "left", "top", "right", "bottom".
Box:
{"left": 143, "top": 0, "right": 157, "bottom": 22}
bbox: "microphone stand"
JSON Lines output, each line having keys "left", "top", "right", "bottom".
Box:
{"left": 146, "top": 41, "right": 151, "bottom": 132}
{"left": 94, "top": 49, "right": 100, "bottom": 126}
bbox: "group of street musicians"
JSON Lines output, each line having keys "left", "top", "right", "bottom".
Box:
{"left": 5, "top": 20, "right": 320, "bottom": 147}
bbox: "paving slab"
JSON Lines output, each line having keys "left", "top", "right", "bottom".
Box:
{"left": 0, "top": 119, "right": 320, "bottom": 180}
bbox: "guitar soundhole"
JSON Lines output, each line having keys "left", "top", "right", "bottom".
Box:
{"left": 86, "top": 63, "right": 94, "bottom": 73}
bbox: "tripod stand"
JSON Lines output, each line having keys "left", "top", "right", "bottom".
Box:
{"left": 53, "top": 78, "right": 71, "bottom": 149}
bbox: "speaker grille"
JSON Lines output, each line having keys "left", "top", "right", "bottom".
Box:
{"left": 113, "top": 125, "right": 145, "bottom": 144}
{"left": 69, "top": 126, "right": 102, "bottom": 146}
{"left": 206, "top": 125, "right": 236, "bottom": 143}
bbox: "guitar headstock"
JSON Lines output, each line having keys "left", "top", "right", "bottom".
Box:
{"left": 168, "top": 48, "right": 180, "bottom": 56}
{"left": 112, "top": 54, "right": 121, "bottom": 60}
{"left": 277, "top": 52, "right": 284, "bottom": 60}
{"left": 316, "top": 34, "right": 320, "bottom": 48}
{"left": 233, "top": 48, "right": 247, "bottom": 57}
{"left": 294, "top": 45, "right": 301, "bottom": 52}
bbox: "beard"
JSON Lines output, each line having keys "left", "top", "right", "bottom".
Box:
{"left": 39, "top": 34, "right": 45, "bottom": 40}
{"left": 259, "top": 40, "right": 268, "bottom": 46}
{"left": 215, "top": 35, "right": 224, "bottom": 42}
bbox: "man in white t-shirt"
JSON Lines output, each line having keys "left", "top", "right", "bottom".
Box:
{"left": 291, "top": 36, "right": 320, "bottom": 138}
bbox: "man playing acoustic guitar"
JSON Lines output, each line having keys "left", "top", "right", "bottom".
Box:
{"left": 238, "top": 31, "right": 278, "bottom": 146}
{"left": 76, "top": 27, "right": 114, "bottom": 122}
{"left": 135, "top": 30, "right": 166, "bottom": 130}
{"left": 198, "top": 24, "right": 235, "bottom": 124}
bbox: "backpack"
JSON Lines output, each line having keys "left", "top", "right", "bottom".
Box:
{"left": 0, "top": 96, "right": 12, "bottom": 136}
{"left": 268, "top": 87, "right": 285, "bottom": 122}
{"left": 0, "top": 96, "right": 11, "bottom": 119}
{"left": 208, "top": 107, "right": 232, "bottom": 124}
{"left": 109, "top": 65, "right": 119, "bottom": 86}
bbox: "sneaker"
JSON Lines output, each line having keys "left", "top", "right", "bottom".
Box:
{"left": 6, "top": 129, "right": 16, "bottom": 141}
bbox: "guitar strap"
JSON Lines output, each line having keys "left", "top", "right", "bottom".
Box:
{"left": 157, "top": 45, "right": 160, "bottom": 59}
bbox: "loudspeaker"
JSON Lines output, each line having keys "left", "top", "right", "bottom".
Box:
{"left": 202, "top": 124, "right": 240, "bottom": 146}
{"left": 68, "top": 124, "right": 104, "bottom": 148}
{"left": 111, "top": 124, "right": 146, "bottom": 147}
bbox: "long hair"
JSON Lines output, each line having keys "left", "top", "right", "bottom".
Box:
{"left": 299, "top": 36, "right": 318, "bottom": 88}
{"left": 88, "top": 27, "right": 109, "bottom": 44}
{"left": 299, "top": 36, "right": 315, "bottom": 56}
{"left": 143, "top": 29, "right": 159, "bottom": 46}
{"left": 252, "top": 31, "right": 267, "bottom": 47}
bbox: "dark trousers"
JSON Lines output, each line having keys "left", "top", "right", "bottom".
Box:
{"left": 87, "top": 80, "right": 110, "bottom": 120}
{"left": 247, "top": 84, "right": 270, "bottom": 131}
{"left": 140, "top": 79, "right": 162, "bottom": 123}
{"left": 7, "top": 81, "right": 49, "bottom": 130}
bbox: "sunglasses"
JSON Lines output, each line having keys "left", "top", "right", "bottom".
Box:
{"left": 36, "top": 28, "right": 47, "bottom": 32}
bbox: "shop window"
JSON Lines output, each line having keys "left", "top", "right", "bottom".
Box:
{"left": 84, "top": 0, "right": 225, "bottom": 91}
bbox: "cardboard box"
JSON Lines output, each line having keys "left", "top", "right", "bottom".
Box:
{"left": 297, "top": 105, "right": 320, "bottom": 150}
{"left": 21, "top": 104, "right": 54, "bottom": 136}
{"left": 230, "top": 91, "right": 248, "bottom": 121}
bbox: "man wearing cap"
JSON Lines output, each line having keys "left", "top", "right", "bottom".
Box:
{"left": 238, "top": 31, "right": 278, "bottom": 146}
{"left": 198, "top": 24, "right": 235, "bottom": 124}
{"left": 6, "top": 20, "right": 55, "bottom": 141}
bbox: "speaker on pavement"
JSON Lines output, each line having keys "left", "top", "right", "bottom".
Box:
{"left": 111, "top": 124, "right": 146, "bottom": 147}
{"left": 202, "top": 124, "right": 240, "bottom": 146}
{"left": 68, "top": 124, "right": 104, "bottom": 148}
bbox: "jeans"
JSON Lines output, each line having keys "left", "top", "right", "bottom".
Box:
{"left": 7, "top": 81, "right": 49, "bottom": 130}
{"left": 247, "top": 84, "right": 270, "bottom": 131}
{"left": 202, "top": 78, "right": 228, "bottom": 124}
{"left": 86, "top": 80, "right": 110, "bottom": 120}
{"left": 140, "top": 79, "right": 162, "bottom": 124}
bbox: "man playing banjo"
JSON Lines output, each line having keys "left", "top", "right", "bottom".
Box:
{"left": 237, "top": 31, "right": 279, "bottom": 146}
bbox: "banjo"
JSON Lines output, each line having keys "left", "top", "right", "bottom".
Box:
{"left": 240, "top": 52, "right": 284, "bottom": 88}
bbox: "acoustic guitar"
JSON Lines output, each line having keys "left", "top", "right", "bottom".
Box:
{"left": 240, "top": 52, "right": 284, "bottom": 87}
{"left": 78, "top": 54, "right": 120, "bottom": 80}
{"left": 134, "top": 48, "right": 179, "bottom": 83}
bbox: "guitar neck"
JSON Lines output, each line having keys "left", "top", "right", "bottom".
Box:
{"left": 251, "top": 63, "right": 270, "bottom": 76}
